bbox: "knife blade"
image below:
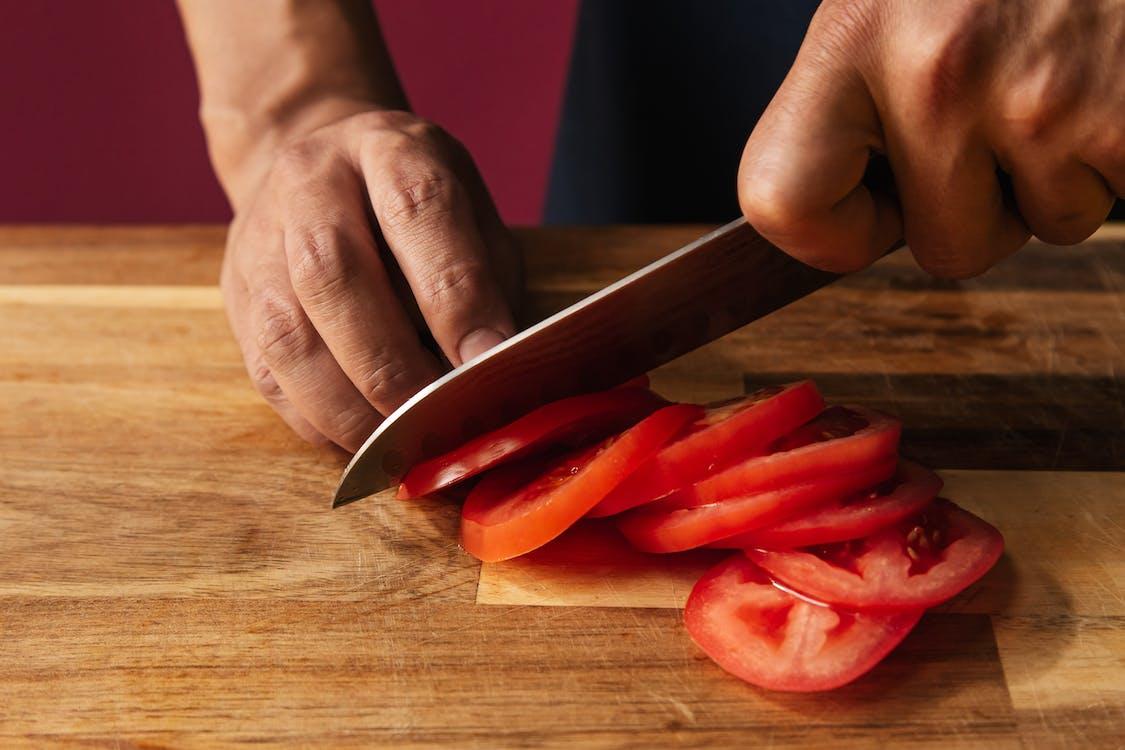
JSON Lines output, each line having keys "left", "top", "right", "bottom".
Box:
{"left": 332, "top": 217, "right": 839, "bottom": 507}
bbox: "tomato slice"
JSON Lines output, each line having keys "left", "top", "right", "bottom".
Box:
{"left": 460, "top": 404, "right": 701, "bottom": 562}
{"left": 588, "top": 381, "right": 825, "bottom": 518}
{"left": 617, "top": 458, "right": 897, "bottom": 553}
{"left": 685, "top": 555, "right": 922, "bottom": 691}
{"left": 661, "top": 406, "right": 901, "bottom": 511}
{"left": 618, "top": 374, "right": 651, "bottom": 390}
{"left": 398, "top": 384, "right": 665, "bottom": 499}
{"left": 711, "top": 460, "right": 942, "bottom": 550}
{"left": 747, "top": 499, "right": 1004, "bottom": 610}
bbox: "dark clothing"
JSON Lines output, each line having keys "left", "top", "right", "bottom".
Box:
{"left": 544, "top": 1, "right": 820, "bottom": 224}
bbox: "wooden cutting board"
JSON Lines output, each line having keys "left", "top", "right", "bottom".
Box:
{"left": 1, "top": 224, "right": 1123, "bottom": 748}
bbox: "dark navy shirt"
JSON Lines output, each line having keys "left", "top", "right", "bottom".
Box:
{"left": 544, "top": 1, "right": 821, "bottom": 224}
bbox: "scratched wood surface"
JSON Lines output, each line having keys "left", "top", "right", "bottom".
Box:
{"left": 1, "top": 224, "right": 1123, "bottom": 749}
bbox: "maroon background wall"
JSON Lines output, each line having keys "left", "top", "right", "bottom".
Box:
{"left": 0, "top": 1, "right": 577, "bottom": 225}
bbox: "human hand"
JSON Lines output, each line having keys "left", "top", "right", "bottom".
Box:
{"left": 740, "top": 0, "right": 1123, "bottom": 278}
{"left": 222, "top": 110, "right": 521, "bottom": 450}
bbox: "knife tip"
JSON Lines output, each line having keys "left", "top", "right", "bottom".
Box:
{"left": 331, "top": 490, "right": 367, "bottom": 509}
{"left": 333, "top": 481, "right": 378, "bottom": 510}
{"left": 332, "top": 472, "right": 396, "bottom": 509}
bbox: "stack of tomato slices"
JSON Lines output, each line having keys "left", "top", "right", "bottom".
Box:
{"left": 398, "top": 378, "right": 1004, "bottom": 692}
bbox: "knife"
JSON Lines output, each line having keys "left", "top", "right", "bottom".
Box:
{"left": 333, "top": 217, "right": 840, "bottom": 507}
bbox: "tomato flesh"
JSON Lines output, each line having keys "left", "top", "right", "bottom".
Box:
{"left": 747, "top": 499, "right": 1004, "bottom": 610}
{"left": 664, "top": 406, "right": 901, "bottom": 510}
{"left": 685, "top": 555, "right": 922, "bottom": 691}
{"left": 588, "top": 381, "right": 825, "bottom": 517}
{"left": 617, "top": 458, "right": 897, "bottom": 553}
{"left": 398, "top": 385, "right": 665, "bottom": 499}
{"left": 711, "top": 460, "right": 942, "bottom": 550}
{"left": 460, "top": 404, "right": 700, "bottom": 562}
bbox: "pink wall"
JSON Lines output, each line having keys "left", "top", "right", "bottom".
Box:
{"left": 0, "top": 1, "right": 576, "bottom": 225}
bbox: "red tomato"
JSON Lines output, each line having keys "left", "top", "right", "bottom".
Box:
{"left": 711, "top": 460, "right": 942, "bottom": 550}
{"left": 460, "top": 404, "right": 701, "bottom": 562}
{"left": 517, "top": 518, "right": 727, "bottom": 573}
{"left": 588, "top": 381, "right": 825, "bottom": 518}
{"left": 398, "top": 385, "right": 665, "bottom": 499}
{"left": 662, "top": 406, "right": 901, "bottom": 511}
{"left": 685, "top": 555, "right": 922, "bottom": 691}
{"left": 618, "top": 374, "right": 651, "bottom": 390}
{"left": 617, "top": 458, "right": 897, "bottom": 553}
{"left": 747, "top": 499, "right": 1004, "bottom": 610}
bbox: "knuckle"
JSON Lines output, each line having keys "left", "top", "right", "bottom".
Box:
{"left": 900, "top": 4, "right": 993, "bottom": 118}
{"left": 809, "top": 0, "right": 880, "bottom": 62}
{"left": 1001, "top": 63, "right": 1070, "bottom": 143}
{"left": 405, "top": 120, "right": 467, "bottom": 162}
{"left": 330, "top": 408, "right": 380, "bottom": 449}
{"left": 740, "top": 172, "right": 872, "bottom": 273}
{"left": 248, "top": 362, "right": 285, "bottom": 404}
{"left": 356, "top": 353, "right": 420, "bottom": 411}
{"left": 353, "top": 109, "right": 414, "bottom": 132}
{"left": 739, "top": 173, "right": 809, "bottom": 240}
{"left": 287, "top": 223, "right": 357, "bottom": 303}
{"left": 404, "top": 118, "right": 448, "bottom": 144}
{"left": 254, "top": 292, "right": 315, "bottom": 366}
{"left": 417, "top": 261, "right": 490, "bottom": 309}
{"left": 377, "top": 168, "right": 457, "bottom": 231}
{"left": 358, "top": 126, "right": 422, "bottom": 170}
{"left": 363, "top": 127, "right": 415, "bottom": 159}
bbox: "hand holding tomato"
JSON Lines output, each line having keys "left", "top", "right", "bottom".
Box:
{"left": 740, "top": 0, "right": 1124, "bottom": 279}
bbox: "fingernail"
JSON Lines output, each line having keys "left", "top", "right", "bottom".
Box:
{"left": 458, "top": 327, "right": 507, "bottom": 364}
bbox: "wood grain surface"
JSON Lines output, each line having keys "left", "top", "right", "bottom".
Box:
{"left": 1, "top": 224, "right": 1123, "bottom": 748}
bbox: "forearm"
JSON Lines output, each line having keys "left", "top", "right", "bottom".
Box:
{"left": 176, "top": 0, "right": 407, "bottom": 207}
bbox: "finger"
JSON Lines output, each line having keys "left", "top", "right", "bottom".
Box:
{"left": 246, "top": 355, "right": 330, "bottom": 446}
{"left": 1082, "top": 126, "right": 1125, "bottom": 200}
{"left": 220, "top": 257, "right": 328, "bottom": 446}
{"left": 1009, "top": 157, "right": 1115, "bottom": 245}
{"left": 272, "top": 151, "right": 445, "bottom": 415}
{"left": 883, "top": 113, "right": 1029, "bottom": 278}
{"left": 359, "top": 129, "right": 517, "bottom": 366}
{"left": 896, "top": 139, "right": 1029, "bottom": 279}
{"left": 446, "top": 140, "right": 525, "bottom": 319}
{"left": 1103, "top": 168, "right": 1125, "bottom": 200}
{"left": 738, "top": 16, "right": 903, "bottom": 273}
{"left": 234, "top": 225, "right": 387, "bottom": 452}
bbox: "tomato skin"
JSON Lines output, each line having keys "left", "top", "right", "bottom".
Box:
{"left": 588, "top": 381, "right": 825, "bottom": 518}
{"left": 711, "top": 460, "right": 942, "bottom": 550}
{"left": 747, "top": 499, "right": 1004, "bottom": 610}
{"left": 666, "top": 406, "right": 901, "bottom": 510}
{"left": 460, "top": 404, "right": 701, "bottom": 562}
{"left": 618, "top": 458, "right": 897, "bottom": 553}
{"left": 685, "top": 555, "right": 922, "bottom": 692}
{"left": 398, "top": 386, "right": 665, "bottom": 499}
